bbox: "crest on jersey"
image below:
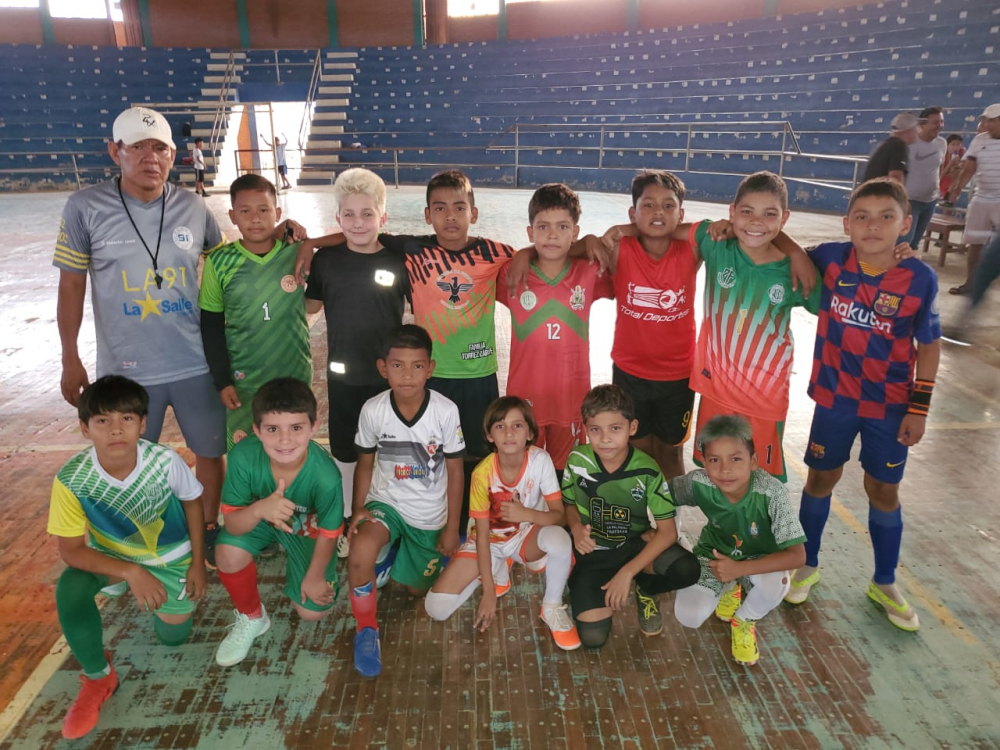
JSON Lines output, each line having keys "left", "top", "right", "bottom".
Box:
{"left": 631, "top": 479, "right": 645, "bottom": 502}
{"left": 435, "top": 271, "right": 474, "bottom": 308}
{"left": 717, "top": 267, "right": 736, "bottom": 289}
{"left": 749, "top": 521, "right": 759, "bottom": 537}
{"left": 426, "top": 439, "right": 438, "bottom": 456}
{"left": 569, "top": 284, "right": 586, "bottom": 311}
{"left": 873, "top": 292, "right": 901, "bottom": 317}
{"left": 768, "top": 283, "right": 785, "bottom": 304}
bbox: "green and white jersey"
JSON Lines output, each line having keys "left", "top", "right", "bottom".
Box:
{"left": 670, "top": 468, "right": 806, "bottom": 561}
{"left": 47, "top": 439, "right": 203, "bottom": 566}
{"left": 561, "top": 445, "right": 676, "bottom": 550}
{"left": 221, "top": 436, "right": 344, "bottom": 540}
{"left": 198, "top": 239, "right": 312, "bottom": 394}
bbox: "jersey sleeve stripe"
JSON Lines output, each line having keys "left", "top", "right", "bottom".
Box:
{"left": 318, "top": 526, "right": 343, "bottom": 539}
{"left": 220, "top": 503, "right": 243, "bottom": 515}
{"left": 543, "top": 491, "right": 562, "bottom": 503}
{"left": 54, "top": 247, "right": 89, "bottom": 270}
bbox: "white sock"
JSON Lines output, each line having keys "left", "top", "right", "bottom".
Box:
{"left": 334, "top": 459, "right": 356, "bottom": 518}
{"left": 537, "top": 526, "right": 573, "bottom": 604}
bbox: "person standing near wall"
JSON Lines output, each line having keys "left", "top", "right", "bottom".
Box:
{"left": 862, "top": 113, "right": 920, "bottom": 184}
{"left": 55, "top": 107, "right": 229, "bottom": 565}
{"left": 261, "top": 133, "right": 292, "bottom": 190}
{"left": 946, "top": 104, "right": 1000, "bottom": 295}
{"left": 902, "top": 107, "right": 947, "bottom": 248}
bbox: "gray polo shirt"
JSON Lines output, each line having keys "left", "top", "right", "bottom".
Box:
{"left": 906, "top": 135, "right": 947, "bottom": 203}
{"left": 54, "top": 179, "right": 225, "bottom": 386}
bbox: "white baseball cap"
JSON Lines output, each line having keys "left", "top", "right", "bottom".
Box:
{"left": 112, "top": 107, "right": 176, "bottom": 149}
{"left": 890, "top": 113, "right": 920, "bottom": 132}
{"left": 982, "top": 103, "right": 1000, "bottom": 119}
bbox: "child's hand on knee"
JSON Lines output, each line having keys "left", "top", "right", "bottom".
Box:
{"left": 601, "top": 569, "right": 634, "bottom": 610}
{"left": 126, "top": 566, "right": 167, "bottom": 612}
{"left": 185, "top": 563, "right": 207, "bottom": 601}
{"left": 301, "top": 571, "right": 335, "bottom": 608}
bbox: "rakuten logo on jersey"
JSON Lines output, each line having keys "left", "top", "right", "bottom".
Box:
{"left": 830, "top": 293, "right": 892, "bottom": 334}
{"left": 621, "top": 283, "right": 689, "bottom": 323}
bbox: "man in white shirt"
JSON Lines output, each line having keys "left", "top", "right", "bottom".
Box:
{"left": 903, "top": 107, "right": 947, "bottom": 248}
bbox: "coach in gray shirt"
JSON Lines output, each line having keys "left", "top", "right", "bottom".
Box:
{"left": 55, "top": 107, "right": 228, "bottom": 556}
{"left": 903, "top": 107, "right": 947, "bottom": 248}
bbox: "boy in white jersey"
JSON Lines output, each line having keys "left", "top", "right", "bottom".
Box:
{"left": 46, "top": 376, "right": 207, "bottom": 740}
{"left": 348, "top": 325, "right": 466, "bottom": 677}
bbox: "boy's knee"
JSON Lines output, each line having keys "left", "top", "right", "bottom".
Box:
{"left": 56, "top": 567, "right": 103, "bottom": 608}
{"left": 537, "top": 525, "right": 571, "bottom": 554}
{"left": 577, "top": 617, "right": 612, "bottom": 649}
{"left": 153, "top": 614, "right": 193, "bottom": 646}
{"left": 806, "top": 467, "right": 842, "bottom": 496}
{"left": 424, "top": 591, "right": 459, "bottom": 621}
{"left": 654, "top": 546, "right": 701, "bottom": 587}
{"left": 674, "top": 604, "right": 709, "bottom": 629}
{"left": 214, "top": 544, "right": 249, "bottom": 573}
{"left": 404, "top": 586, "right": 428, "bottom": 598}
{"left": 295, "top": 605, "right": 332, "bottom": 623}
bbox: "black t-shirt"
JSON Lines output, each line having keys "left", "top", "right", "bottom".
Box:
{"left": 305, "top": 242, "right": 409, "bottom": 386}
{"left": 863, "top": 136, "right": 909, "bottom": 182}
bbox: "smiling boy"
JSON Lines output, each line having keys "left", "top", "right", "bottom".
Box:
{"left": 212, "top": 378, "right": 344, "bottom": 667}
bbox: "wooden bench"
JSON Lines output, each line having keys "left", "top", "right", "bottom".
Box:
{"left": 921, "top": 214, "right": 965, "bottom": 266}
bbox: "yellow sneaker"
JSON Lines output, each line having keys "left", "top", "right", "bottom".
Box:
{"left": 730, "top": 616, "right": 759, "bottom": 666}
{"left": 715, "top": 584, "right": 742, "bottom": 622}
{"left": 784, "top": 569, "right": 819, "bottom": 605}
{"left": 866, "top": 581, "right": 920, "bottom": 632}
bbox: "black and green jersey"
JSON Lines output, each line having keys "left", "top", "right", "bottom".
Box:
{"left": 199, "top": 240, "right": 312, "bottom": 394}
{"left": 669, "top": 468, "right": 805, "bottom": 560}
{"left": 561, "top": 445, "right": 676, "bottom": 550}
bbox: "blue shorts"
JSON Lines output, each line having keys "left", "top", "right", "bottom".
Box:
{"left": 803, "top": 403, "right": 908, "bottom": 484}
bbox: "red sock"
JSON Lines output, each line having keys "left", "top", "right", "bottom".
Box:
{"left": 349, "top": 581, "right": 378, "bottom": 631}
{"left": 218, "top": 562, "right": 262, "bottom": 618}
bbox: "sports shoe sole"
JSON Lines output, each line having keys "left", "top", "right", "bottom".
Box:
{"left": 784, "top": 570, "right": 819, "bottom": 605}
{"left": 866, "top": 582, "right": 920, "bottom": 632}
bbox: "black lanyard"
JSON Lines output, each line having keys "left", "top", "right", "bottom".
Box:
{"left": 118, "top": 177, "right": 166, "bottom": 289}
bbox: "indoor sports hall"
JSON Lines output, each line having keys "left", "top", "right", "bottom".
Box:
{"left": 0, "top": 1, "right": 998, "bottom": 748}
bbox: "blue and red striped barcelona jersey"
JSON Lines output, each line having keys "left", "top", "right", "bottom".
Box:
{"left": 807, "top": 242, "right": 940, "bottom": 419}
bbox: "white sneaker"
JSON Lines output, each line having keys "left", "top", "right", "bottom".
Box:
{"left": 215, "top": 606, "right": 271, "bottom": 667}
{"left": 337, "top": 535, "right": 351, "bottom": 559}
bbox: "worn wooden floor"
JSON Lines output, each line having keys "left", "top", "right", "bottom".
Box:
{"left": 1, "top": 187, "right": 998, "bottom": 749}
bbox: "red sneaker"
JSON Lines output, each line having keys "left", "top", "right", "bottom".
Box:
{"left": 62, "top": 659, "right": 118, "bottom": 739}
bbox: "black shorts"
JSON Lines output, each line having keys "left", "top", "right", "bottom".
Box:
{"left": 427, "top": 373, "right": 499, "bottom": 459}
{"left": 568, "top": 538, "right": 692, "bottom": 616}
{"left": 612, "top": 365, "right": 694, "bottom": 445}
{"left": 328, "top": 379, "right": 385, "bottom": 462}
{"left": 278, "top": 164, "right": 288, "bottom": 176}
{"left": 195, "top": 169, "right": 205, "bottom": 181}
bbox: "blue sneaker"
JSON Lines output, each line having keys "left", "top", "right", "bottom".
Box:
{"left": 353, "top": 627, "right": 382, "bottom": 677}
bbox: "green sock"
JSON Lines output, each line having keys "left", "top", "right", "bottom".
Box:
{"left": 56, "top": 567, "right": 108, "bottom": 676}
{"left": 153, "top": 615, "right": 193, "bottom": 647}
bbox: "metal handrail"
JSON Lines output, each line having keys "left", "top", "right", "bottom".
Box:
{"left": 299, "top": 50, "right": 323, "bottom": 153}
{"left": 208, "top": 51, "right": 237, "bottom": 158}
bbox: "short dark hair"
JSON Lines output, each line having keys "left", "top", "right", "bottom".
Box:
{"left": 580, "top": 384, "right": 635, "bottom": 423}
{"left": 630, "top": 170, "right": 686, "bottom": 207}
{"left": 695, "top": 414, "right": 755, "bottom": 456}
{"left": 251, "top": 378, "right": 317, "bottom": 427}
{"left": 426, "top": 169, "right": 475, "bottom": 207}
{"left": 918, "top": 106, "right": 943, "bottom": 120}
{"left": 194, "top": 137, "right": 204, "bottom": 145}
{"left": 848, "top": 177, "right": 910, "bottom": 215}
{"left": 483, "top": 396, "right": 538, "bottom": 448}
{"left": 528, "top": 183, "right": 581, "bottom": 224}
{"left": 946, "top": 133, "right": 964, "bottom": 145}
{"left": 78, "top": 375, "right": 149, "bottom": 423}
{"left": 733, "top": 171, "right": 789, "bottom": 211}
{"left": 383, "top": 324, "right": 433, "bottom": 360}
{"left": 230, "top": 173, "right": 277, "bottom": 204}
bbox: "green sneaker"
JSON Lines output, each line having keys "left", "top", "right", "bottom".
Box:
{"left": 635, "top": 583, "right": 662, "bottom": 636}
{"left": 731, "top": 616, "right": 760, "bottom": 666}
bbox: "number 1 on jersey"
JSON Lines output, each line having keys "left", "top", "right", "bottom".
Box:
{"left": 547, "top": 322, "right": 561, "bottom": 340}
{"left": 262, "top": 302, "right": 271, "bottom": 321}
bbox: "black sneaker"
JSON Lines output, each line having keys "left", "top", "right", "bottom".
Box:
{"left": 635, "top": 583, "right": 663, "bottom": 636}
{"left": 204, "top": 522, "right": 221, "bottom": 570}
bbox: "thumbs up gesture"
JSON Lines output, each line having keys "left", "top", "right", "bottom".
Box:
{"left": 257, "top": 478, "right": 297, "bottom": 533}
{"left": 499, "top": 491, "right": 530, "bottom": 524}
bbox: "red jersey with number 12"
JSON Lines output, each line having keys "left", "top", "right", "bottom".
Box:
{"left": 611, "top": 235, "right": 698, "bottom": 381}
{"left": 498, "top": 257, "right": 613, "bottom": 426}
